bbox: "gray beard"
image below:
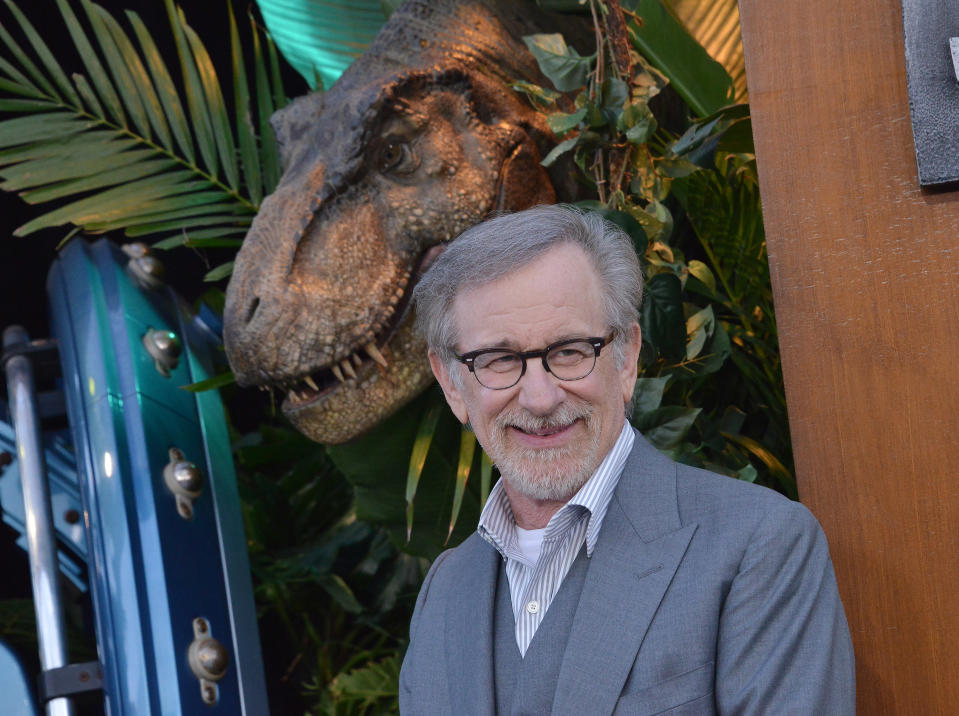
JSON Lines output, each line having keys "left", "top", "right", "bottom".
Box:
{"left": 489, "top": 401, "right": 601, "bottom": 502}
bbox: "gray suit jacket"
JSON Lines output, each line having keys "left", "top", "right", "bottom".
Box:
{"left": 399, "top": 432, "right": 855, "bottom": 715}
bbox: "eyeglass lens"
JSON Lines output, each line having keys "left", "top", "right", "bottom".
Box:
{"left": 472, "top": 341, "right": 597, "bottom": 389}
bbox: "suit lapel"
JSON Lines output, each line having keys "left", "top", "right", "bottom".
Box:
{"left": 445, "top": 536, "right": 498, "bottom": 715}
{"left": 552, "top": 433, "right": 698, "bottom": 716}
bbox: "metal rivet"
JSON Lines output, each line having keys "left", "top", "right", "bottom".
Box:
{"left": 64, "top": 509, "right": 80, "bottom": 524}
{"left": 163, "top": 448, "right": 203, "bottom": 519}
{"left": 142, "top": 328, "right": 182, "bottom": 377}
{"left": 188, "top": 617, "right": 229, "bottom": 705}
{"left": 124, "top": 242, "right": 167, "bottom": 290}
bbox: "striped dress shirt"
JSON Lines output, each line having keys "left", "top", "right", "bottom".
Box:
{"left": 477, "top": 422, "right": 635, "bottom": 656}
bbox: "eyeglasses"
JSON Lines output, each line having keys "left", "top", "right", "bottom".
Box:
{"left": 454, "top": 332, "right": 616, "bottom": 390}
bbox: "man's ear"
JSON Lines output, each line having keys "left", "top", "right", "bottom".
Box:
{"left": 619, "top": 322, "right": 642, "bottom": 405}
{"left": 428, "top": 349, "right": 470, "bottom": 425}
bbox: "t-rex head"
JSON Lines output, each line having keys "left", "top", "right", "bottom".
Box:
{"left": 223, "top": 0, "right": 582, "bottom": 443}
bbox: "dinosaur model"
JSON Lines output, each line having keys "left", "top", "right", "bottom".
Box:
{"left": 223, "top": 0, "right": 589, "bottom": 443}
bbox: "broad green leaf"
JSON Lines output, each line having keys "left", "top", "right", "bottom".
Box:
{"left": 632, "top": 375, "right": 670, "bottom": 415}
{"left": 229, "top": 3, "right": 262, "bottom": 204}
{"left": 4, "top": 1, "right": 79, "bottom": 106}
{"left": 98, "top": 8, "right": 173, "bottom": 151}
{"left": 55, "top": 0, "right": 126, "bottom": 125}
{"left": 127, "top": 11, "right": 194, "bottom": 163}
{"left": 447, "top": 429, "right": 476, "bottom": 543}
{"left": 405, "top": 401, "right": 442, "bottom": 540}
{"left": 625, "top": 0, "right": 733, "bottom": 117}
{"left": 183, "top": 21, "right": 239, "bottom": 190}
{"left": 523, "top": 33, "right": 593, "bottom": 92}
{"left": 640, "top": 272, "right": 685, "bottom": 362}
{"left": 634, "top": 406, "right": 701, "bottom": 450}
{"left": 547, "top": 107, "right": 587, "bottom": 135}
{"left": 203, "top": 261, "right": 234, "bottom": 282}
{"left": 540, "top": 135, "right": 578, "bottom": 167}
{"left": 618, "top": 102, "right": 656, "bottom": 144}
{"left": 722, "top": 431, "right": 794, "bottom": 495}
{"left": 574, "top": 201, "right": 648, "bottom": 255}
{"left": 165, "top": 0, "right": 217, "bottom": 177}
{"left": 685, "top": 304, "right": 714, "bottom": 360}
{"left": 327, "top": 654, "right": 400, "bottom": 707}
{"left": 180, "top": 370, "right": 236, "bottom": 392}
{"left": 511, "top": 80, "right": 561, "bottom": 108}
{"left": 687, "top": 259, "right": 715, "bottom": 294}
{"left": 84, "top": 2, "right": 151, "bottom": 140}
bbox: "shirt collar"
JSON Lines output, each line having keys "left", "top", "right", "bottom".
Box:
{"left": 478, "top": 422, "right": 635, "bottom": 558}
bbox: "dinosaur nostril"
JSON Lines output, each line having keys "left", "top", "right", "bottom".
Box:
{"left": 244, "top": 297, "right": 260, "bottom": 325}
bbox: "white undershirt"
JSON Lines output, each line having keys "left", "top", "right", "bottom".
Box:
{"left": 514, "top": 525, "right": 546, "bottom": 567}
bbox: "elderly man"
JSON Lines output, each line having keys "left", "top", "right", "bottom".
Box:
{"left": 400, "top": 205, "right": 854, "bottom": 714}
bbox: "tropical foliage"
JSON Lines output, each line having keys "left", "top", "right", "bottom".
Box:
{"left": 0, "top": 0, "right": 789, "bottom": 712}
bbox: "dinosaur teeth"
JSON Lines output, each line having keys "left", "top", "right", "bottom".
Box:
{"left": 341, "top": 359, "right": 357, "bottom": 380}
{"left": 365, "top": 342, "right": 389, "bottom": 368}
{"left": 351, "top": 353, "right": 362, "bottom": 367}
{"left": 304, "top": 375, "right": 319, "bottom": 391}
{"left": 331, "top": 364, "right": 345, "bottom": 383}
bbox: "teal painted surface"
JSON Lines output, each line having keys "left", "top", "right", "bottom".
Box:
{"left": 256, "top": 0, "right": 386, "bottom": 89}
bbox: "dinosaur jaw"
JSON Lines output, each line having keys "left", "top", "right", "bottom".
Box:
{"left": 280, "top": 314, "right": 434, "bottom": 444}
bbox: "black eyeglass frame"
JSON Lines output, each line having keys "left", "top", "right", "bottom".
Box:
{"left": 454, "top": 331, "right": 617, "bottom": 390}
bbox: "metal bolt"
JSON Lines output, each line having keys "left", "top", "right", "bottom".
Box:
{"left": 143, "top": 328, "right": 182, "bottom": 377}
{"left": 172, "top": 461, "right": 203, "bottom": 493}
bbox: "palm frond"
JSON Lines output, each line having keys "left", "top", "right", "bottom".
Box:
{"left": 0, "top": 0, "right": 286, "bottom": 246}
{"left": 668, "top": 0, "right": 747, "bottom": 102}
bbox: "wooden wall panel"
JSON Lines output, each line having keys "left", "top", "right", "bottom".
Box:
{"left": 738, "top": 0, "right": 959, "bottom": 712}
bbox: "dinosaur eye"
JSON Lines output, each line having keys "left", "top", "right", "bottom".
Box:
{"left": 378, "top": 139, "right": 416, "bottom": 174}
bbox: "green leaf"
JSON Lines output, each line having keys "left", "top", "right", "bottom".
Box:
{"left": 447, "top": 429, "right": 476, "bottom": 543}
{"left": 574, "top": 201, "right": 648, "bottom": 255}
{"left": 228, "top": 2, "right": 262, "bottom": 204}
{"left": 685, "top": 304, "right": 714, "bottom": 361}
{"left": 618, "top": 101, "right": 656, "bottom": 144}
{"left": 632, "top": 375, "right": 670, "bottom": 415}
{"left": 625, "top": 0, "right": 733, "bottom": 117}
{"left": 183, "top": 20, "right": 239, "bottom": 189}
{"left": 722, "top": 431, "right": 794, "bottom": 494}
{"left": 84, "top": 2, "right": 151, "bottom": 141}
{"left": 546, "top": 107, "right": 587, "bottom": 135}
{"left": 55, "top": 0, "right": 126, "bottom": 125}
{"left": 640, "top": 272, "right": 685, "bottom": 362}
{"left": 634, "top": 406, "right": 701, "bottom": 450}
{"left": 687, "top": 259, "right": 715, "bottom": 294}
{"left": 540, "top": 135, "right": 578, "bottom": 167}
{"left": 0, "top": 115, "right": 95, "bottom": 148}
{"left": 523, "top": 33, "right": 592, "bottom": 92}
{"left": 4, "top": 1, "right": 79, "bottom": 106}
{"left": 179, "top": 370, "right": 236, "bottom": 392}
{"left": 0, "top": 8, "right": 60, "bottom": 100}
{"left": 98, "top": 8, "right": 174, "bottom": 151}
{"left": 165, "top": 0, "right": 217, "bottom": 177}
{"left": 251, "top": 18, "right": 280, "bottom": 191}
{"left": 327, "top": 654, "right": 400, "bottom": 709}
{"left": 18, "top": 158, "right": 179, "bottom": 202}
{"left": 127, "top": 10, "right": 194, "bottom": 163}
{"left": 405, "top": 401, "right": 442, "bottom": 540}
{"left": 203, "top": 261, "right": 234, "bottom": 282}
{"left": 511, "top": 80, "right": 561, "bottom": 108}
{"left": 317, "top": 573, "right": 363, "bottom": 614}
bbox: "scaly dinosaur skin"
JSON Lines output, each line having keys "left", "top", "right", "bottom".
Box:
{"left": 223, "top": 0, "right": 585, "bottom": 443}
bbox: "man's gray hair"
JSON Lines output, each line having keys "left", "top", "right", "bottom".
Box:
{"left": 412, "top": 204, "right": 644, "bottom": 372}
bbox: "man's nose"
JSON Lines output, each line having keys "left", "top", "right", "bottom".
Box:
{"left": 516, "top": 359, "right": 565, "bottom": 415}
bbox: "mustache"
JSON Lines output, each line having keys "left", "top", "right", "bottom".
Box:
{"left": 494, "top": 402, "right": 592, "bottom": 433}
